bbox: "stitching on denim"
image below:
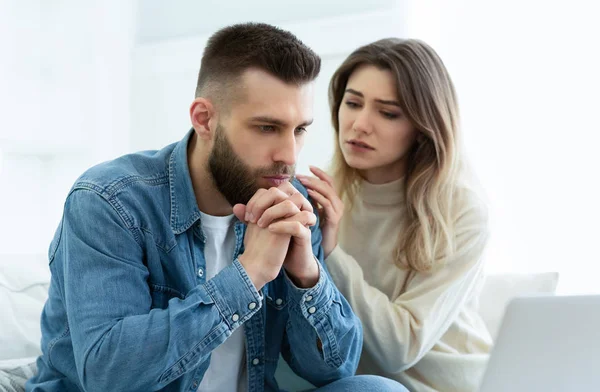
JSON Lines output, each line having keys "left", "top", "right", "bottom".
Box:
{"left": 315, "top": 313, "right": 343, "bottom": 368}
{"left": 48, "top": 218, "right": 64, "bottom": 266}
{"left": 203, "top": 280, "right": 232, "bottom": 329}
{"left": 140, "top": 227, "right": 177, "bottom": 253}
{"left": 75, "top": 173, "right": 169, "bottom": 199}
{"left": 149, "top": 283, "right": 185, "bottom": 299}
{"left": 46, "top": 323, "right": 70, "bottom": 369}
{"left": 159, "top": 323, "right": 227, "bottom": 383}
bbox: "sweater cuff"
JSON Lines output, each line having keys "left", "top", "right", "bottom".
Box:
{"left": 325, "top": 244, "right": 344, "bottom": 264}
{"left": 324, "top": 244, "right": 363, "bottom": 285}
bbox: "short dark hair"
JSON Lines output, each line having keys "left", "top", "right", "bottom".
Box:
{"left": 195, "top": 23, "right": 321, "bottom": 105}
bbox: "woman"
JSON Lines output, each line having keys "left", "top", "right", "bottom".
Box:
{"left": 296, "top": 39, "right": 492, "bottom": 392}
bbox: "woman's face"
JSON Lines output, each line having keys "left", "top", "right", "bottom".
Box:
{"left": 338, "top": 64, "right": 419, "bottom": 184}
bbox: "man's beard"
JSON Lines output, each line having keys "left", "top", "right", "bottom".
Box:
{"left": 208, "top": 124, "right": 295, "bottom": 206}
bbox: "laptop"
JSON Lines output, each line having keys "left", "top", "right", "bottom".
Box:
{"left": 479, "top": 295, "right": 600, "bottom": 392}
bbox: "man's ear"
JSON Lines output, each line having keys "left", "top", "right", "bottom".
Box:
{"left": 190, "top": 97, "right": 217, "bottom": 140}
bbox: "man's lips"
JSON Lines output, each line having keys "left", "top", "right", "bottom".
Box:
{"left": 263, "top": 175, "right": 291, "bottom": 180}
{"left": 262, "top": 175, "right": 291, "bottom": 186}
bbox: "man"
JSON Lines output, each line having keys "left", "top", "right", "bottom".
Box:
{"left": 27, "top": 23, "right": 406, "bottom": 392}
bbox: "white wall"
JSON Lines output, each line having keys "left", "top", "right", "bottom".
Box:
{"left": 409, "top": 0, "right": 600, "bottom": 294}
{"left": 0, "top": 0, "right": 136, "bottom": 255}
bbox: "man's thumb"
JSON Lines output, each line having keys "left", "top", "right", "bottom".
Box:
{"left": 232, "top": 204, "right": 247, "bottom": 222}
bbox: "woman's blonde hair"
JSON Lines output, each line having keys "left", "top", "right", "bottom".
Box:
{"left": 329, "top": 38, "right": 462, "bottom": 272}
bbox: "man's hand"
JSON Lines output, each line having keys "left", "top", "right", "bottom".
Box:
{"left": 236, "top": 182, "right": 313, "bottom": 225}
{"left": 236, "top": 182, "right": 321, "bottom": 289}
{"left": 269, "top": 211, "right": 320, "bottom": 288}
{"left": 234, "top": 208, "right": 290, "bottom": 291}
{"left": 233, "top": 184, "right": 307, "bottom": 290}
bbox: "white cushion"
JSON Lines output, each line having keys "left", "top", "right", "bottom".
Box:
{"left": 478, "top": 272, "right": 559, "bottom": 339}
{"left": 0, "top": 254, "right": 49, "bottom": 362}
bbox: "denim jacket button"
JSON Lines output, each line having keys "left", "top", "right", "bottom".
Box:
{"left": 232, "top": 313, "right": 240, "bottom": 322}
{"left": 248, "top": 302, "right": 257, "bottom": 310}
{"left": 308, "top": 306, "right": 316, "bottom": 314}
{"left": 252, "top": 358, "right": 260, "bottom": 365}
{"left": 275, "top": 298, "right": 283, "bottom": 306}
{"left": 305, "top": 295, "right": 313, "bottom": 302}
{"left": 197, "top": 268, "right": 204, "bottom": 278}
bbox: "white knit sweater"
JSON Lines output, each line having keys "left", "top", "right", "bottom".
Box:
{"left": 325, "top": 177, "right": 493, "bottom": 392}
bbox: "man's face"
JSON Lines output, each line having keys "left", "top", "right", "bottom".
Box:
{"left": 209, "top": 69, "right": 314, "bottom": 206}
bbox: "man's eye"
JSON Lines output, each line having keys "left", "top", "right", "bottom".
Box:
{"left": 295, "top": 127, "right": 307, "bottom": 135}
{"left": 259, "top": 125, "right": 276, "bottom": 133}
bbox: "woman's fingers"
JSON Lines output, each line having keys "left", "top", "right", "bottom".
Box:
{"left": 297, "top": 175, "right": 343, "bottom": 214}
{"left": 309, "top": 166, "right": 335, "bottom": 188}
{"left": 306, "top": 189, "right": 335, "bottom": 217}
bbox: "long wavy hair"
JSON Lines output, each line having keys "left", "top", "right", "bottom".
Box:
{"left": 329, "top": 38, "right": 462, "bottom": 272}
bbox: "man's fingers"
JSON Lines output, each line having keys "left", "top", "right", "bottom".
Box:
{"left": 297, "top": 210, "right": 318, "bottom": 227}
{"left": 276, "top": 182, "right": 311, "bottom": 212}
{"left": 248, "top": 185, "right": 312, "bottom": 223}
{"left": 245, "top": 188, "right": 268, "bottom": 222}
{"left": 266, "top": 210, "right": 317, "bottom": 230}
{"left": 268, "top": 220, "right": 311, "bottom": 239}
{"left": 232, "top": 204, "right": 247, "bottom": 222}
{"left": 246, "top": 187, "right": 290, "bottom": 223}
{"left": 256, "top": 200, "right": 301, "bottom": 228}
{"left": 288, "top": 192, "right": 313, "bottom": 213}
{"left": 277, "top": 181, "right": 300, "bottom": 197}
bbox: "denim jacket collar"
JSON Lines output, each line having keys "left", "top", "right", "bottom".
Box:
{"left": 169, "top": 129, "right": 202, "bottom": 234}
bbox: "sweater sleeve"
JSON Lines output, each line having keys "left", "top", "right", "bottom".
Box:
{"left": 324, "top": 202, "right": 489, "bottom": 374}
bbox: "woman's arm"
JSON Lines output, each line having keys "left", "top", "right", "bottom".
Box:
{"left": 325, "top": 204, "right": 489, "bottom": 374}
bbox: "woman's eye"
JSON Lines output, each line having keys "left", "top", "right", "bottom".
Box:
{"left": 381, "top": 112, "right": 400, "bottom": 120}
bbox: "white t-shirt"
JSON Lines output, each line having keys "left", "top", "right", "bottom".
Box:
{"left": 197, "top": 212, "right": 247, "bottom": 392}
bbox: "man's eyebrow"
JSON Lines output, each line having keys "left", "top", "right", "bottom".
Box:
{"left": 250, "top": 116, "right": 313, "bottom": 127}
{"left": 298, "top": 119, "right": 314, "bottom": 127}
{"left": 250, "top": 116, "right": 287, "bottom": 127}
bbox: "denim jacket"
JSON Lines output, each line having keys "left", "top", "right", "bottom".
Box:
{"left": 27, "top": 130, "right": 362, "bottom": 392}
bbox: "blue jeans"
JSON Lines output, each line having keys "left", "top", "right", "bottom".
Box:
{"left": 313, "top": 375, "right": 409, "bottom": 392}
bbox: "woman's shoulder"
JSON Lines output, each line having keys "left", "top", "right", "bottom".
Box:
{"left": 452, "top": 180, "right": 489, "bottom": 230}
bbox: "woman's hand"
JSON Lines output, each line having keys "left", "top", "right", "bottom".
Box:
{"left": 296, "top": 166, "right": 344, "bottom": 258}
